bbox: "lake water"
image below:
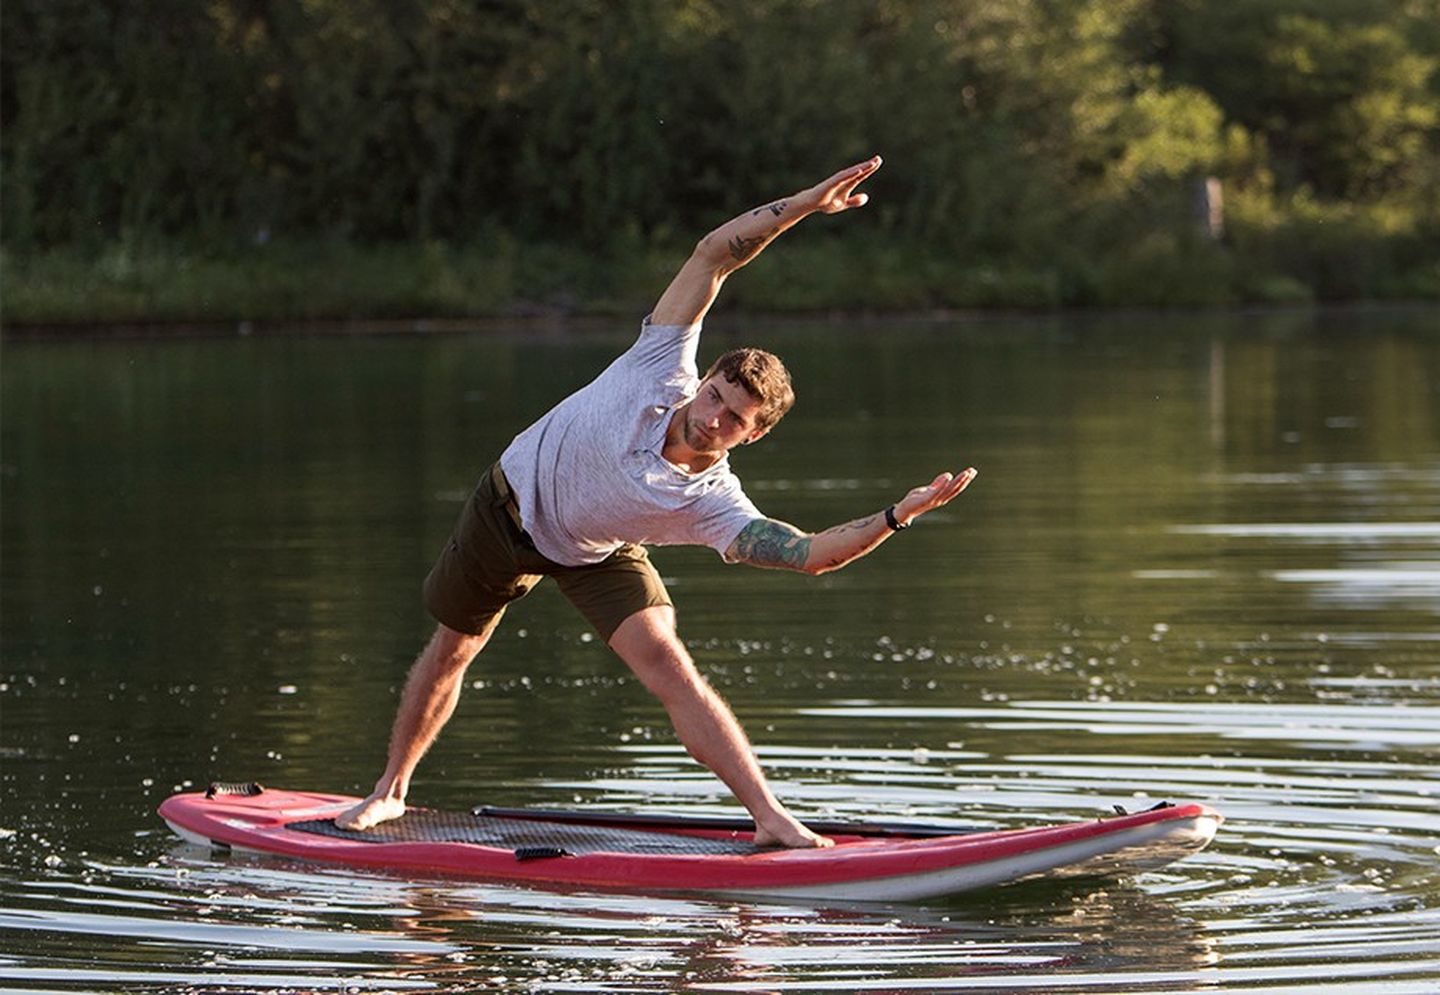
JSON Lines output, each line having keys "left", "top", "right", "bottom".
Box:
{"left": 2, "top": 306, "right": 1437, "bottom": 993}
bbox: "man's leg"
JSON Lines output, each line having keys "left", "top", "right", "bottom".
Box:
{"left": 608, "top": 605, "right": 833, "bottom": 849}
{"left": 336, "top": 620, "right": 498, "bottom": 830}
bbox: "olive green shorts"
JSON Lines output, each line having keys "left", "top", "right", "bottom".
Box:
{"left": 423, "top": 464, "right": 672, "bottom": 642}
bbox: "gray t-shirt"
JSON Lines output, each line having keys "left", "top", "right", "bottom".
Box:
{"left": 499, "top": 318, "right": 762, "bottom": 567}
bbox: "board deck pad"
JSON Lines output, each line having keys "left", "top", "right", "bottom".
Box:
{"left": 290, "top": 810, "right": 763, "bottom": 856}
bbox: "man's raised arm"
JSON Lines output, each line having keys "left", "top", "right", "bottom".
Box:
{"left": 726, "top": 468, "right": 979, "bottom": 575}
{"left": 651, "top": 156, "right": 882, "bottom": 327}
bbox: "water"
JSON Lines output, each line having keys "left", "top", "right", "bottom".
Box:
{"left": 2, "top": 306, "right": 1437, "bottom": 992}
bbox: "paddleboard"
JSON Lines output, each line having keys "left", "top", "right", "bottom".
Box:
{"left": 159, "top": 783, "right": 1222, "bottom": 902}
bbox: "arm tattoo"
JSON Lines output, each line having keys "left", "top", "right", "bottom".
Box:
{"left": 751, "top": 199, "right": 787, "bottom": 218}
{"left": 727, "top": 231, "right": 773, "bottom": 262}
{"left": 733, "top": 518, "right": 812, "bottom": 570}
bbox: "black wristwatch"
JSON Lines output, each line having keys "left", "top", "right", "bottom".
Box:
{"left": 884, "top": 505, "right": 909, "bottom": 531}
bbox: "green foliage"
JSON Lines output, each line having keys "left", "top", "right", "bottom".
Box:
{"left": 3, "top": 0, "right": 1436, "bottom": 321}
{"left": 1147, "top": 0, "right": 1440, "bottom": 198}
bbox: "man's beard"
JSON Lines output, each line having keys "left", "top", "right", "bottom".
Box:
{"left": 684, "top": 416, "right": 716, "bottom": 451}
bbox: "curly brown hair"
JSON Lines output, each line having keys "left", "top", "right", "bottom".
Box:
{"left": 702, "top": 348, "right": 795, "bottom": 431}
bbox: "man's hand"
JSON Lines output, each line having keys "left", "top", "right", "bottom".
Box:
{"left": 799, "top": 155, "right": 883, "bottom": 215}
{"left": 893, "top": 468, "right": 978, "bottom": 527}
{"left": 652, "top": 155, "right": 884, "bottom": 327}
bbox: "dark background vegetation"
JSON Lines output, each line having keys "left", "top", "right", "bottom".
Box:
{"left": 3, "top": 0, "right": 1438, "bottom": 322}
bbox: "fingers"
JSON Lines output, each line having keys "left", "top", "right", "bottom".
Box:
{"left": 903, "top": 467, "right": 978, "bottom": 517}
{"left": 935, "top": 467, "right": 977, "bottom": 503}
{"left": 817, "top": 156, "right": 882, "bottom": 211}
{"left": 838, "top": 156, "right": 881, "bottom": 195}
{"left": 853, "top": 154, "right": 883, "bottom": 175}
{"left": 945, "top": 467, "right": 978, "bottom": 498}
{"left": 828, "top": 155, "right": 882, "bottom": 186}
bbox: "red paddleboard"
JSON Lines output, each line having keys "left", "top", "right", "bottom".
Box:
{"left": 159, "top": 783, "right": 1222, "bottom": 902}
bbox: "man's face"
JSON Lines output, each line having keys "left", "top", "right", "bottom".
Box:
{"left": 684, "top": 374, "right": 769, "bottom": 454}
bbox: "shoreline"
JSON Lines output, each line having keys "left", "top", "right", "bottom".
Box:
{"left": 7, "top": 230, "right": 1435, "bottom": 337}
{"left": 5, "top": 299, "right": 1437, "bottom": 342}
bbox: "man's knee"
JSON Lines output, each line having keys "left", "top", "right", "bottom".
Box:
{"left": 422, "top": 622, "right": 493, "bottom": 675}
{"left": 632, "top": 645, "right": 705, "bottom": 705}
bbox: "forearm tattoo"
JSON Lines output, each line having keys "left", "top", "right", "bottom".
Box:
{"left": 727, "top": 231, "right": 774, "bottom": 262}
{"left": 734, "top": 518, "right": 812, "bottom": 569}
{"left": 751, "top": 199, "right": 787, "bottom": 218}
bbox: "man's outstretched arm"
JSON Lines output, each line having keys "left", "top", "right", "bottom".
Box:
{"left": 727, "top": 468, "right": 978, "bottom": 575}
{"left": 652, "top": 156, "right": 882, "bottom": 327}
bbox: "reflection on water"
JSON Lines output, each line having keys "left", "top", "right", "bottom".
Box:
{"left": 2, "top": 855, "right": 1225, "bottom": 992}
{"left": 2, "top": 306, "right": 1438, "bottom": 991}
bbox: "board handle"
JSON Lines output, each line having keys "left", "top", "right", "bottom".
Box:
{"left": 206, "top": 781, "right": 266, "bottom": 799}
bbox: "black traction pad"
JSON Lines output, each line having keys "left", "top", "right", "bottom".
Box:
{"left": 288, "top": 809, "right": 764, "bottom": 857}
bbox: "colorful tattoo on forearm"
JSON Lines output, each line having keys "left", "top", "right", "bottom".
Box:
{"left": 734, "top": 519, "right": 812, "bottom": 568}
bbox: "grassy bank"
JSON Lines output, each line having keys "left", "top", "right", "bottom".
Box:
{"left": 5, "top": 223, "right": 1438, "bottom": 327}
{"left": 2, "top": 237, "right": 666, "bottom": 326}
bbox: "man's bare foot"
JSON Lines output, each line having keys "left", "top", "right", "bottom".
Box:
{"left": 335, "top": 793, "right": 405, "bottom": 831}
{"left": 753, "top": 815, "right": 834, "bottom": 849}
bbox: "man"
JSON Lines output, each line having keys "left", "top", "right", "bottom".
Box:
{"left": 338, "top": 156, "right": 977, "bottom": 847}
